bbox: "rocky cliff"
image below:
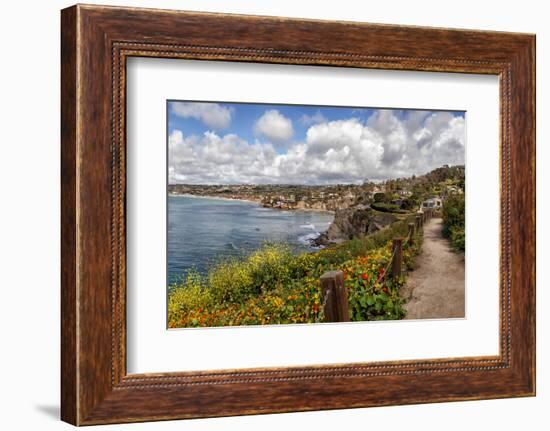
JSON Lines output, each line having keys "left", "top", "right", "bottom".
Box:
{"left": 314, "top": 205, "right": 397, "bottom": 245}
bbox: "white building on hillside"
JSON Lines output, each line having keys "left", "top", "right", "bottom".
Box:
{"left": 422, "top": 198, "right": 442, "bottom": 209}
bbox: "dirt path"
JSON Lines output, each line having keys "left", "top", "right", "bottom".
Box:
{"left": 401, "top": 218, "right": 465, "bottom": 319}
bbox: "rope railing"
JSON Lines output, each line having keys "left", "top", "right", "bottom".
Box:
{"left": 377, "top": 217, "right": 417, "bottom": 284}
{"left": 315, "top": 289, "right": 331, "bottom": 323}
{"left": 375, "top": 243, "right": 398, "bottom": 285}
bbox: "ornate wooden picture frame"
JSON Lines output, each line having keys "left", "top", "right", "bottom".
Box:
{"left": 61, "top": 4, "right": 535, "bottom": 425}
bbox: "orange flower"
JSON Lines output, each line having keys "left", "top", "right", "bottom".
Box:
{"left": 361, "top": 273, "right": 369, "bottom": 280}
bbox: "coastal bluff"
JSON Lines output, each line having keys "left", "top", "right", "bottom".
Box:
{"left": 314, "top": 205, "right": 397, "bottom": 245}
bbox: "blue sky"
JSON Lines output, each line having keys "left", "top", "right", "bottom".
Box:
{"left": 167, "top": 101, "right": 465, "bottom": 185}
{"left": 168, "top": 102, "right": 407, "bottom": 149}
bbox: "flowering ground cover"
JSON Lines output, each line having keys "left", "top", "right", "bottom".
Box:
{"left": 168, "top": 217, "right": 422, "bottom": 328}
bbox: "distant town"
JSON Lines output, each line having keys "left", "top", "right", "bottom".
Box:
{"left": 168, "top": 165, "right": 465, "bottom": 213}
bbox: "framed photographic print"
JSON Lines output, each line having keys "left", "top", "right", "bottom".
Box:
{"left": 61, "top": 4, "right": 536, "bottom": 425}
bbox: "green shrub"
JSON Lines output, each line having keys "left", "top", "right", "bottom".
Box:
{"left": 207, "top": 243, "right": 295, "bottom": 302}
{"left": 450, "top": 225, "right": 465, "bottom": 251}
{"left": 373, "top": 192, "right": 387, "bottom": 203}
{"left": 442, "top": 194, "right": 465, "bottom": 251}
{"left": 400, "top": 198, "right": 416, "bottom": 211}
{"left": 371, "top": 202, "right": 409, "bottom": 214}
{"left": 168, "top": 271, "right": 212, "bottom": 327}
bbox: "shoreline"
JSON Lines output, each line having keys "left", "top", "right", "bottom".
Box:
{"left": 168, "top": 193, "right": 336, "bottom": 215}
{"left": 169, "top": 193, "right": 261, "bottom": 205}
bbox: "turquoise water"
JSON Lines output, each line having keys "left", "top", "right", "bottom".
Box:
{"left": 167, "top": 195, "right": 334, "bottom": 285}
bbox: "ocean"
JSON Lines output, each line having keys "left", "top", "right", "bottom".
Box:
{"left": 167, "top": 195, "right": 334, "bottom": 285}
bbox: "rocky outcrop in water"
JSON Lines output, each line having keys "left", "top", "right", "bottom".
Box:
{"left": 314, "top": 204, "right": 397, "bottom": 245}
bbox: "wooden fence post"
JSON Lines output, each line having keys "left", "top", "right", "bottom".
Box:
{"left": 408, "top": 222, "right": 415, "bottom": 246}
{"left": 320, "top": 270, "right": 349, "bottom": 322}
{"left": 391, "top": 238, "right": 403, "bottom": 279}
{"left": 416, "top": 214, "right": 422, "bottom": 230}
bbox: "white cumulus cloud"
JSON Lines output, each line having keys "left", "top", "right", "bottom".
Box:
{"left": 299, "top": 110, "right": 327, "bottom": 126}
{"left": 302, "top": 118, "right": 384, "bottom": 182}
{"left": 168, "top": 129, "right": 277, "bottom": 184}
{"left": 169, "top": 110, "right": 465, "bottom": 185}
{"left": 171, "top": 102, "right": 233, "bottom": 130}
{"left": 254, "top": 109, "right": 294, "bottom": 144}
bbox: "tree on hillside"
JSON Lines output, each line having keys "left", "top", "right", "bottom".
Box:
{"left": 373, "top": 192, "right": 387, "bottom": 203}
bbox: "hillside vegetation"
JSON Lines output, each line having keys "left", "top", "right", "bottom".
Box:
{"left": 442, "top": 194, "right": 465, "bottom": 251}
{"left": 168, "top": 216, "right": 422, "bottom": 328}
